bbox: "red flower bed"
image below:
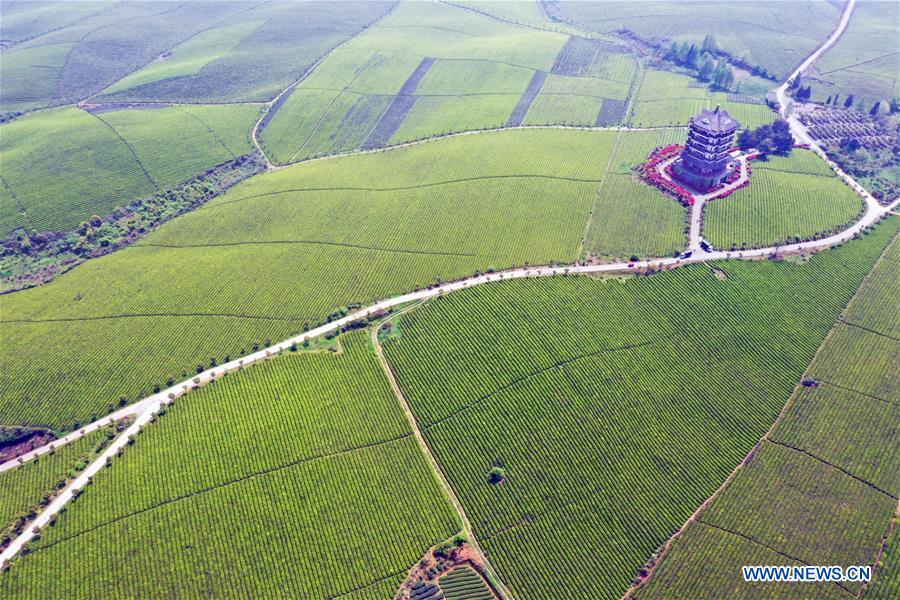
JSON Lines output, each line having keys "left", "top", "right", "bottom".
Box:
{"left": 639, "top": 145, "right": 694, "bottom": 207}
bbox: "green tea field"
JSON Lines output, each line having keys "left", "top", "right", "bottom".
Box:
{"left": 704, "top": 150, "right": 865, "bottom": 249}
{"left": 636, "top": 226, "right": 899, "bottom": 599}
{"left": 0, "top": 331, "right": 460, "bottom": 598}
{"left": 1, "top": 1, "right": 896, "bottom": 597}
{"left": 381, "top": 220, "right": 899, "bottom": 599}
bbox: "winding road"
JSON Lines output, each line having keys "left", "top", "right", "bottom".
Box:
{"left": 2, "top": 0, "right": 896, "bottom": 583}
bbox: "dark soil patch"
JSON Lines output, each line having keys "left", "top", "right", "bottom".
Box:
{"left": 595, "top": 98, "right": 626, "bottom": 126}
{"left": 362, "top": 57, "right": 434, "bottom": 150}
{"left": 506, "top": 70, "right": 547, "bottom": 127}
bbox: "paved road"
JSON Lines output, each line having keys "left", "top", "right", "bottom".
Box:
{"left": 4, "top": 0, "right": 897, "bottom": 570}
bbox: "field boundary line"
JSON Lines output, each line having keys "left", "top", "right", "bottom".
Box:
{"left": 170, "top": 104, "right": 239, "bottom": 158}
{"left": 371, "top": 313, "right": 515, "bottom": 600}
{"left": 765, "top": 439, "right": 898, "bottom": 500}
{"left": 577, "top": 60, "right": 645, "bottom": 259}
{"left": 834, "top": 318, "right": 899, "bottom": 342}
{"left": 423, "top": 340, "right": 654, "bottom": 430}
{"left": 250, "top": 1, "right": 401, "bottom": 168}
{"left": 136, "top": 239, "right": 477, "bottom": 258}
{"left": 625, "top": 224, "right": 899, "bottom": 598}
{"left": 82, "top": 109, "right": 160, "bottom": 190}
{"left": 205, "top": 173, "right": 605, "bottom": 211}
{"left": 816, "top": 380, "right": 899, "bottom": 408}
{"left": 0, "top": 174, "right": 34, "bottom": 230}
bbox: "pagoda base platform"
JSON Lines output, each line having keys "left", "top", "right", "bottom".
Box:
{"left": 672, "top": 159, "right": 734, "bottom": 193}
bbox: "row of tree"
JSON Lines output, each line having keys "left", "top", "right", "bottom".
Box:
{"left": 791, "top": 74, "right": 898, "bottom": 116}
{"left": 664, "top": 35, "right": 735, "bottom": 90}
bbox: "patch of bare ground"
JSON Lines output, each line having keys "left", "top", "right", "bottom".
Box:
{"left": 711, "top": 267, "right": 728, "bottom": 280}
{"left": 0, "top": 429, "right": 56, "bottom": 463}
{"left": 395, "top": 538, "right": 500, "bottom": 600}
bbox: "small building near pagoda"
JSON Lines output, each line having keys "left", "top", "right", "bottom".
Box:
{"left": 673, "top": 105, "right": 740, "bottom": 192}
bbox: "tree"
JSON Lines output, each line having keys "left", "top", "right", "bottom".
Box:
{"left": 666, "top": 40, "right": 681, "bottom": 61}
{"left": 488, "top": 466, "right": 505, "bottom": 484}
{"left": 832, "top": 94, "right": 840, "bottom": 106}
{"left": 869, "top": 100, "right": 881, "bottom": 116}
{"left": 684, "top": 43, "right": 700, "bottom": 68}
{"left": 697, "top": 52, "right": 716, "bottom": 81}
{"left": 890, "top": 97, "right": 900, "bottom": 114}
{"left": 737, "top": 129, "right": 757, "bottom": 150}
{"left": 825, "top": 95, "right": 832, "bottom": 104}
{"left": 712, "top": 61, "right": 734, "bottom": 90}
{"left": 844, "top": 94, "right": 854, "bottom": 108}
{"left": 770, "top": 120, "right": 794, "bottom": 154}
{"left": 701, "top": 33, "right": 717, "bottom": 53}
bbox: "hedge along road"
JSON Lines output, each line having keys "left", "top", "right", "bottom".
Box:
{"left": 3, "top": 0, "right": 894, "bottom": 573}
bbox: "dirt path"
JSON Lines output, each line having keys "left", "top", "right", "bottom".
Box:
{"left": 371, "top": 318, "right": 514, "bottom": 599}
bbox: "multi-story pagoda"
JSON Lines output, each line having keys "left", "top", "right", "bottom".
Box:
{"left": 673, "top": 105, "right": 740, "bottom": 192}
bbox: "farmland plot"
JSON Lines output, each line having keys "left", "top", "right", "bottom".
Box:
{"left": 809, "top": 1, "right": 900, "bottom": 108}
{"left": 547, "top": 0, "right": 843, "bottom": 81}
{"left": 704, "top": 151, "right": 864, "bottom": 250}
{"left": 0, "top": 104, "right": 261, "bottom": 236}
{"left": 0, "top": 1, "right": 395, "bottom": 108}
{"left": 1, "top": 2, "right": 249, "bottom": 107}
{"left": 0, "top": 129, "right": 614, "bottom": 429}
{"left": 260, "top": 0, "right": 567, "bottom": 163}
{"left": 381, "top": 220, "right": 899, "bottom": 600}
{"left": 1, "top": 428, "right": 110, "bottom": 548}
{"left": 0, "top": 332, "right": 459, "bottom": 598}
{"left": 628, "top": 69, "right": 776, "bottom": 129}
{"left": 637, "top": 227, "right": 899, "bottom": 599}
{"left": 584, "top": 128, "right": 687, "bottom": 259}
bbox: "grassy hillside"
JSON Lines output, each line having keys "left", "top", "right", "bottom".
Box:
{"left": 704, "top": 150, "right": 864, "bottom": 250}
{"left": 809, "top": 0, "right": 900, "bottom": 109}
{"left": 547, "top": 0, "right": 843, "bottom": 81}
{"left": 0, "top": 331, "right": 459, "bottom": 598}
{"left": 380, "top": 219, "right": 899, "bottom": 599}
{"left": 0, "top": 129, "right": 623, "bottom": 430}
{"left": 0, "top": 1, "right": 396, "bottom": 111}
{"left": 0, "top": 104, "right": 261, "bottom": 236}
{"left": 636, "top": 224, "right": 899, "bottom": 599}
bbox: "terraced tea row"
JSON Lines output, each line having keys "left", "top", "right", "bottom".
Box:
{"left": 0, "top": 332, "right": 459, "bottom": 598}
{"left": 636, "top": 226, "right": 899, "bottom": 599}
{"left": 380, "top": 219, "right": 899, "bottom": 599}
{"left": 705, "top": 151, "right": 865, "bottom": 250}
